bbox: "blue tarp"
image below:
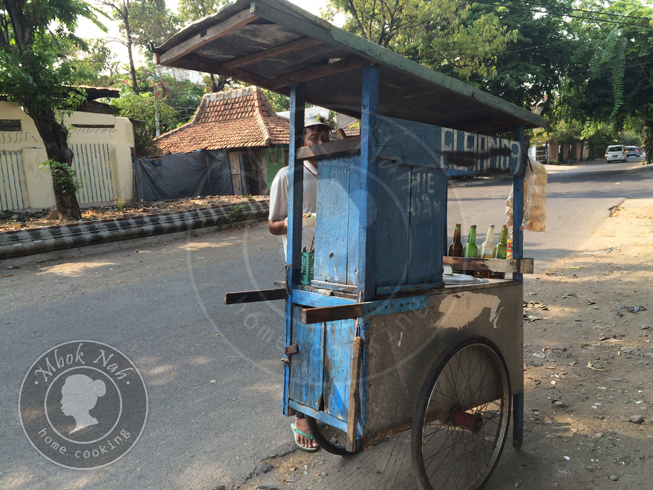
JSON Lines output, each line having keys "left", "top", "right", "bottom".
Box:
{"left": 133, "top": 150, "right": 233, "bottom": 202}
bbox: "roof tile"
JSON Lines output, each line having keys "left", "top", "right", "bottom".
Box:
{"left": 153, "top": 86, "right": 289, "bottom": 155}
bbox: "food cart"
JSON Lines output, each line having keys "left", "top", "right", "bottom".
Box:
{"left": 153, "top": 1, "right": 548, "bottom": 488}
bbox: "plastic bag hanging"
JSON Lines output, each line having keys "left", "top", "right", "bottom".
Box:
{"left": 505, "top": 157, "right": 548, "bottom": 232}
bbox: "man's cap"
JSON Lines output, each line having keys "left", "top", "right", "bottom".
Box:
{"left": 305, "top": 113, "right": 333, "bottom": 130}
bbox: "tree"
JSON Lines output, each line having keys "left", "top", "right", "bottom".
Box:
{"left": 111, "top": 90, "right": 176, "bottom": 156}
{"left": 67, "top": 38, "right": 121, "bottom": 86}
{"left": 0, "top": 0, "right": 103, "bottom": 220}
{"left": 177, "top": 0, "right": 231, "bottom": 92}
{"left": 564, "top": 1, "right": 653, "bottom": 134}
{"left": 464, "top": 0, "right": 581, "bottom": 111}
{"left": 328, "top": 0, "right": 517, "bottom": 80}
{"left": 98, "top": 0, "right": 177, "bottom": 94}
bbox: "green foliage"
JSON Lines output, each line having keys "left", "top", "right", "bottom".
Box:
{"left": 40, "top": 160, "right": 83, "bottom": 195}
{"left": 66, "top": 38, "right": 121, "bottom": 86}
{"left": 263, "top": 89, "right": 290, "bottom": 113}
{"left": 569, "top": 0, "right": 653, "bottom": 128}
{"left": 128, "top": 0, "right": 178, "bottom": 48}
{"left": 545, "top": 120, "right": 582, "bottom": 145}
{"left": 114, "top": 196, "right": 127, "bottom": 211}
{"left": 227, "top": 202, "right": 245, "bottom": 222}
{"left": 642, "top": 126, "right": 653, "bottom": 165}
{"left": 0, "top": 3, "right": 102, "bottom": 115}
{"left": 177, "top": 0, "right": 227, "bottom": 24}
{"left": 111, "top": 91, "right": 177, "bottom": 155}
{"left": 329, "top": 0, "right": 516, "bottom": 80}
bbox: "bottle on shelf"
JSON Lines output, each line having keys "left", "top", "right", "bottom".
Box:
{"left": 476, "top": 224, "right": 495, "bottom": 278}
{"left": 448, "top": 223, "right": 464, "bottom": 257}
{"left": 491, "top": 225, "right": 509, "bottom": 278}
{"left": 462, "top": 224, "right": 477, "bottom": 276}
{"left": 448, "top": 223, "right": 464, "bottom": 273}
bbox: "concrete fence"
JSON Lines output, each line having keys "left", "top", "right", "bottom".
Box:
{"left": 0, "top": 101, "right": 135, "bottom": 211}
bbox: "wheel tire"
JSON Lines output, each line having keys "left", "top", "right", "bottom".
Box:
{"left": 305, "top": 416, "right": 355, "bottom": 457}
{"left": 411, "top": 337, "right": 511, "bottom": 490}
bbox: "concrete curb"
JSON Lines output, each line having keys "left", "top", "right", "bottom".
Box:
{"left": 0, "top": 201, "right": 269, "bottom": 260}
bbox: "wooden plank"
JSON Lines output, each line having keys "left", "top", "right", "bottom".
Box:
{"left": 374, "top": 162, "right": 410, "bottom": 289}
{"left": 292, "top": 289, "right": 354, "bottom": 307}
{"left": 373, "top": 115, "right": 525, "bottom": 176}
{"left": 224, "top": 288, "right": 286, "bottom": 304}
{"left": 222, "top": 37, "right": 323, "bottom": 70}
{"left": 442, "top": 257, "right": 534, "bottom": 274}
{"left": 159, "top": 10, "right": 258, "bottom": 64}
{"left": 288, "top": 400, "right": 349, "bottom": 432}
{"left": 270, "top": 57, "right": 368, "bottom": 89}
{"left": 308, "top": 280, "right": 357, "bottom": 293}
{"left": 288, "top": 307, "right": 323, "bottom": 411}
{"left": 375, "top": 281, "right": 444, "bottom": 296}
{"left": 407, "top": 166, "right": 446, "bottom": 284}
{"left": 297, "top": 138, "right": 360, "bottom": 160}
{"left": 513, "top": 125, "right": 526, "bottom": 284}
{"left": 323, "top": 319, "right": 355, "bottom": 422}
{"left": 358, "top": 64, "right": 379, "bottom": 301}
{"left": 283, "top": 82, "right": 305, "bottom": 417}
{"left": 301, "top": 295, "right": 429, "bottom": 324}
{"left": 159, "top": 56, "right": 273, "bottom": 88}
{"left": 346, "top": 336, "right": 362, "bottom": 452}
{"left": 314, "top": 157, "right": 351, "bottom": 284}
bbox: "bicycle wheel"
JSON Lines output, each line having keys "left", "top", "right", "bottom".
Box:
{"left": 305, "top": 416, "right": 355, "bottom": 457}
{"left": 411, "top": 337, "right": 511, "bottom": 490}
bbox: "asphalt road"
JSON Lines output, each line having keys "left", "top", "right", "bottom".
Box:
{"left": 0, "top": 157, "right": 651, "bottom": 490}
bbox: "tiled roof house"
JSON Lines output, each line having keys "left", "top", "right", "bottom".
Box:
{"left": 153, "top": 86, "right": 289, "bottom": 194}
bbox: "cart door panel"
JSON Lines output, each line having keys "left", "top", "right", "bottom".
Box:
{"left": 322, "top": 319, "right": 355, "bottom": 421}
{"left": 289, "top": 307, "right": 323, "bottom": 410}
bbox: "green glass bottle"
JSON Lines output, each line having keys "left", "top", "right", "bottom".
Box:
{"left": 462, "top": 225, "right": 477, "bottom": 275}
{"left": 491, "top": 225, "right": 509, "bottom": 278}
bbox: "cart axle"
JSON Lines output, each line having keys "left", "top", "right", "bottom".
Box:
{"left": 451, "top": 410, "right": 483, "bottom": 434}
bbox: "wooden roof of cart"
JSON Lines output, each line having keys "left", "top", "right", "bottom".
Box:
{"left": 152, "top": 0, "right": 548, "bottom": 133}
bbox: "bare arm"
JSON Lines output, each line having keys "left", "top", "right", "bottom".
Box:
{"left": 268, "top": 219, "right": 287, "bottom": 236}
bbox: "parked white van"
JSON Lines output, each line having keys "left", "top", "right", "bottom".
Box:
{"left": 605, "top": 145, "right": 626, "bottom": 163}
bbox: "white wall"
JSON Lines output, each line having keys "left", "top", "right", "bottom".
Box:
{"left": 0, "top": 101, "right": 135, "bottom": 211}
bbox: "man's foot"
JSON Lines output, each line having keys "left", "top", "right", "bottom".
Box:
{"left": 292, "top": 418, "right": 319, "bottom": 450}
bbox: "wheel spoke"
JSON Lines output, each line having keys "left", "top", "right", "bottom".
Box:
{"left": 414, "top": 340, "right": 510, "bottom": 490}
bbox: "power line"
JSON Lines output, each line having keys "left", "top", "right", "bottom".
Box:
{"left": 484, "top": 58, "right": 653, "bottom": 96}
{"left": 483, "top": 0, "right": 653, "bottom": 23}
{"left": 464, "top": 0, "right": 653, "bottom": 29}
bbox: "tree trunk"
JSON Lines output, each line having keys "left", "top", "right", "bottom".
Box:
{"left": 209, "top": 74, "right": 229, "bottom": 93}
{"left": 125, "top": 17, "right": 139, "bottom": 95}
{"left": 26, "top": 106, "right": 82, "bottom": 220}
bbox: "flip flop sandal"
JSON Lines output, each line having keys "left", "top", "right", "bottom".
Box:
{"left": 291, "top": 423, "right": 319, "bottom": 452}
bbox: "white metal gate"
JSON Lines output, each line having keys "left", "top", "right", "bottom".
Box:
{"left": 0, "top": 150, "right": 29, "bottom": 211}
{"left": 72, "top": 143, "right": 114, "bottom": 204}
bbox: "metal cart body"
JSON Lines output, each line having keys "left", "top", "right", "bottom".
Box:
{"left": 290, "top": 282, "right": 523, "bottom": 448}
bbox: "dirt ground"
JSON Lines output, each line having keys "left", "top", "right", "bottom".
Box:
{"left": 0, "top": 195, "right": 268, "bottom": 232}
{"left": 243, "top": 199, "right": 653, "bottom": 490}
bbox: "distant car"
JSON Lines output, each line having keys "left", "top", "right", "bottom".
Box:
{"left": 626, "top": 146, "right": 640, "bottom": 158}
{"left": 606, "top": 145, "right": 626, "bottom": 162}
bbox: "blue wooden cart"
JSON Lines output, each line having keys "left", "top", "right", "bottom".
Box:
{"left": 154, "top": 1, "right": 548, "bottom": 488}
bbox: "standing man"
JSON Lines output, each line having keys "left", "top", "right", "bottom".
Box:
{"left": 268, "top": 113, "right": 332, "bottom": 451}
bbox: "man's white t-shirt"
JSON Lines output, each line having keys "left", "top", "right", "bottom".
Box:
{"left": 268, "top": 161, "right": 317, "bottom": 257}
